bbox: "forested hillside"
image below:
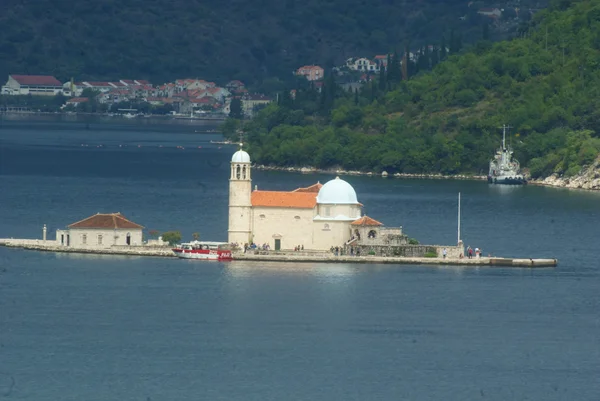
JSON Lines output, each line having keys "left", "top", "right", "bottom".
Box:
{"left": 0, "top": 0, "right": 535, "bottom": 85}
{"left": 235, "top": 0, "right": 600, "bottom": 178}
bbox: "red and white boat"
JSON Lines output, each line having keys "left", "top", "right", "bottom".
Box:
{"left": 172, "top": 241, "right": 233, "bottom": 261}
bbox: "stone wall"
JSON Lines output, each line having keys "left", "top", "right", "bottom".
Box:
{"left": 345, "top": 243, "right": 464, "bottom": 259}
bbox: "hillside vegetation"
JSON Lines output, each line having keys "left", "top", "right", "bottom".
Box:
{"left": 1, "top": 0, "right": 526, "bottom": 85}
{"left": 237, "top": 0, "right": 600, "bottom": 178}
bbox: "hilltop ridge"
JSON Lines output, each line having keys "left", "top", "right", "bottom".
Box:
{"left": 238, "top": 0, "right": 600, "bottom": 180}
{"left": 0, "top": 0, "right": 542, "bottom": 85}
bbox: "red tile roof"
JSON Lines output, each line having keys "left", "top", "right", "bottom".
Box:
{"left": 351, "top": 216, "right": 383, "bottom": 226}
{"left": 251, "top": 191, "right": 317, "bottom": 209}
{"left": 11, "top": 75, "right": 62, "bottom": 86}
{"left": 68, "top": 213, "right": 144, "bottom": 229}
{"left": 293, "top": 182, "right": 323, "bottom": 193}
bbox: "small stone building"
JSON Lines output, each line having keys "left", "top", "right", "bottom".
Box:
{"left": 55, "top": 213, "right": 144, "bottom": 248}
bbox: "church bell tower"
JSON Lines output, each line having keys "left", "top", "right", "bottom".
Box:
{"left": 228, "top": 143, "right": 252, "bottom": 245}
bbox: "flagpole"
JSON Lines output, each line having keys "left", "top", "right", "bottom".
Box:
{"left": 457, "top": 192, "right": 461, "bottom": 245}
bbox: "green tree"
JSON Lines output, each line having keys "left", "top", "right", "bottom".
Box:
{"left": 162, "top": 231, "right": 182, "bottom": 246}
{"left": 229, "top": 97, "right": 244, "bottom": 119}
{"left": 192, "top": 232, "right": 200, "bottom": 241}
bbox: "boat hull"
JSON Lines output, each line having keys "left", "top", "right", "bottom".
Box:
{"left": 172, "top": 249, "right": 233, "bottom": 261}
{"left": 487, "top": 176, "right": 527, "bottom": 185}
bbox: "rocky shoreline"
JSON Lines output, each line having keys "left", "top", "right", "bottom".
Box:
{"left": 528, "top": 157, "right": 600, "bottom": 190}
{"left": 254, "top": 157, "right": 600, "bottom": 191}
{"left": 253, "top": 164, "right": 486, "bottom": 181}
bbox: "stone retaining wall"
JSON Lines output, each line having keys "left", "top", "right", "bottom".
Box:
{"left": 344, "top": 244, "right": 464, "bottom": 259}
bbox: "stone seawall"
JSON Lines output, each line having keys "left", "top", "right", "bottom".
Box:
{"left": 1, "top": 238, "right": 557, "bottom": 267}
{"left": 0, "top": 238, "right": 175, "bottom": 257}
{"left": 233, "top": 252, "right": 557, "bottom": 267}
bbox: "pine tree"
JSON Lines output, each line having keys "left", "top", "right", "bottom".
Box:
{"left": 440, "top": 36, "right": 447, "bottom": 61}
{"left": 449, "top": 29, "right": 456, "bottom": 54}
{"left": 431, "top": 44, "right": 439, "bottom": 68}
{"left": 378, "top": 65, "right": 386, "bottom": 91}
{"left": 482, "top": 22, "right": 490, "bottom": 41}
{"left": 229, "top": 97, "right": 243, "bottom": 119}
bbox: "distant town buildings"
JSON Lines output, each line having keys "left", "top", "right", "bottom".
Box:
{"left": 0, "top": 72, "right": 272, "bottom": 117}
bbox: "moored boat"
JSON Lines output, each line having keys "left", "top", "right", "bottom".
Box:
{"left": 172, "top": 241, "right": 233, "bottom": 260}
{"left": 488, "top": 125, "right": 527, "bottom": 185}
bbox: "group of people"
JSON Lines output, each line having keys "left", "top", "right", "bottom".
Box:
{"left": 294, "top": 245, "right": 304, "bottom": 251}
{"left": 466, "top": 246, "right": 482, "bottom": 259}
{"left": 242, "top": 242, "right": 271, "bottom": 253}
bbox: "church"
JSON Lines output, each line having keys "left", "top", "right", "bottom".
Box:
{"left": 227, "top": 146, "right": 404, "bottom": 251}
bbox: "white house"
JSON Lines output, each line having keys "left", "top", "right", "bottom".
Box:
{"left": 55, "top": 212, "right": 144, "bottom": 249}
{"left": 346, "top": 58, "right": 379, "bottom": 73}
{"left": 1, "top": 75, "right": 66, "bottom": 96}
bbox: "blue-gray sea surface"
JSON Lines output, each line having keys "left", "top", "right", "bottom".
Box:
{"left": 0, "top": 117, "right": 599, "bottom": 400}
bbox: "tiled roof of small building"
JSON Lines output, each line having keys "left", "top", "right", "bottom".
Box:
{"left": 351, "top": 216, "right": 383, "bottom": 226}
{"left": 68, "top": 213, "right": 144, "bottom": 229}
{"left": 292, "top": 182, "right": 322, "bottom": 193}
{"left": 251, "top": 191, "right": 317, "bottom": 208}
{"left": 11, "top": 75, "right": 62, "bottom": 86}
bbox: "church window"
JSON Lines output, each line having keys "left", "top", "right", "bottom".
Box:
{"left": 242, "top": 166, "right": 246, "bottom": 179}
{"left": 259, "top": 214, "right": 266, "bottom": 220}
{"left": 236, "top": 165, "right": 241, "bottom": 179}
{"left": 82, "top": 234, "right": 87, "bottom": 245}
{"left": 323, "top": 224, "right": 330, "bottom": 230}
{"left": 368, "top": 230, "right": 377, "bottom": 239}
{"left": 294, "top": 216, "right": 300, "bottom": 220}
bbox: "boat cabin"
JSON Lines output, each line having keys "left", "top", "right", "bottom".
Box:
{"left": 178, "top": 241, "right": 231, "bottom": 251}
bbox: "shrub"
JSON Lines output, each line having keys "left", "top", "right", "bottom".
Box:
{"left": 424, "top": 251, "right": 438, "bottom": 258}
{"left": 408, "top": 238, "right": 419, "bottom": 245}
{"left": 161, "top": 231, "right": 182, "bottom": 246}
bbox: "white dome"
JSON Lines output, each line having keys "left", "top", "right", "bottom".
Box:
{"left": 231, "top": 149, "right": 251, "bottom": 163}
{"left": 316, "top": 177, "right": 358, "bottom": 204}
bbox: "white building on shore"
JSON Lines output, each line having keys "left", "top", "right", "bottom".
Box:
{"left": 56, "top": 213, "right": 144, "bottom": 248}
{"left": 1, "top": 75, "right": 68, "bottom": 96}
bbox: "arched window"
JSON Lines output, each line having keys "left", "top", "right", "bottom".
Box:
{"left": 323, "top": 224, "right": 330, "bottom": 230}
{"left": 294, "top": 216, "right": 300, "bottom": 220}
{"left": 236, "top": 165, "right": 241, "bottom": 179}
{"left": 242, "top": 165, "right": 247, "bottom": 179}
{"left": 259, "top": 214, "right": 266, "bottom": 220}
{"left": 368, "top": 230, "right": 377, "bottom": 239}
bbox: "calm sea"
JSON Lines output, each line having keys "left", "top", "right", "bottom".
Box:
{"left": 0, "top": 116, "right": 599, "bottom": 400}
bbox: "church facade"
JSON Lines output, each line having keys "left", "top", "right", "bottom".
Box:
{"left": 228, "top": 147, "right": 396, "bottom": 251}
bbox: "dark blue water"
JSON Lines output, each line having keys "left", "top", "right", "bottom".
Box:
{"left": 1, "top": 119, "right": 599, "bottom": 400}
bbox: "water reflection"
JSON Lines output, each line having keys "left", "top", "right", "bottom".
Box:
{"left": 225, "top": 261, "right": 358, "bottom": 281}
{"left": 487, "top": 184, "right": 523, "bottom": 195}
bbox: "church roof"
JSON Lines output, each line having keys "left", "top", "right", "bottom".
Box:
{"left": 68, "top": 213, "right": 144, "bottom": 229}
{"left": 251, "top": 191, "right": 317, "bottom": 209}
{"left": 351, "top": 216, "right": 383, "bottom": 226}
{"left": 292, "top": 182, "right": 323, "bottom": 193}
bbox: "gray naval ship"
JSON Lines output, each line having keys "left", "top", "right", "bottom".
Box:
{"left": 487, "top": 125, "right": 527, "bottom": 185}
